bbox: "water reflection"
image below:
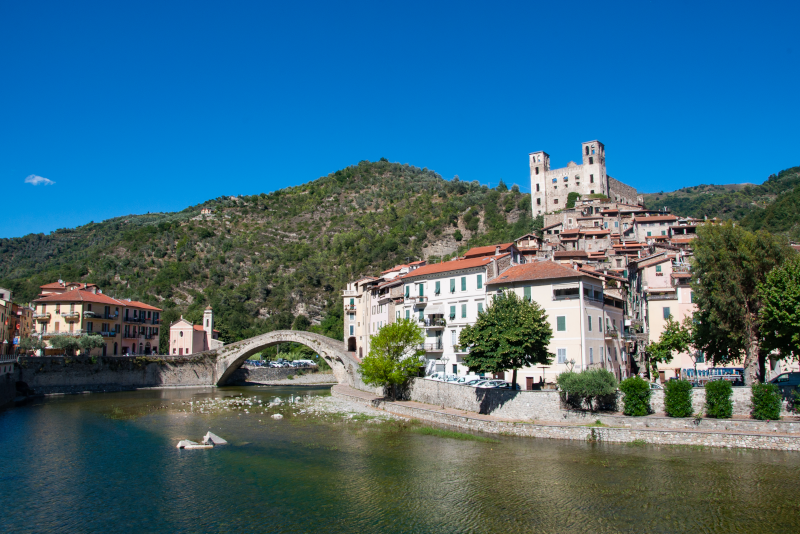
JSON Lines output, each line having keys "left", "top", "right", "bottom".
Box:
{"left": 1, "top": 386, "right": 799, "bottom": 533}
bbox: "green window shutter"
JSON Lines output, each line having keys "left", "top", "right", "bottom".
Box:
{"left": 524, "top": 286, "right": 531, "bottom": 302}
{"left": 450, "top": 306, "right": 456, "bottom": 319}
{"left": 461, "top": 277, "right": 466, "bottom": 291}
{"left": 557, "top": 316, "right": 566, "bottom": 331}
{"left": 405, "top": 310, "right": 410, "bottom": 319}
{"left": 647, "top": 231, "right": 652, "bottom": 237}
{"left": 477, "top": 303, "right": 483, "bottom": 314}
{"left": 349, "top": 298, "right": 354, "bottom": 305}
{"left": 656, "top": 265, "right": 662, "bottom": 273}
{"left": 461, "top": 304, "right": 467, "bottom": 318}
{"left": 598, "top": 317, "right": 602, "bottom": 332}
{"left": 419, "top": 284, "right": 424, "bottom": 297}
{"left": 663, "top": 307, "right": 671, "bottom": 320}
{"left": 588, "top": 316, "right": 592, "bottom": 331}
{"left": 435, "top": 281, "right": 440, "bottom": 295}
{"left": 419, "top": 310, "right": 424, "bottom": 321}
{"left": 450, "top": 279, "right": 456, "bottom": 293}
{"left": 477, "top": 274, "right": 483, "bottom": 289}
{"left": 405, "top": 285, "right": 409, "bottom": 297}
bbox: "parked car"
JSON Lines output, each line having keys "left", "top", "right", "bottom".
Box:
{"left": 455, "top": 375, "right": 482, "bottom": 384}
{"left": 649, "top": 382, "right": 664, "bottom": 390}
{"left": 477, "top": 380, "right": 508, "bottom": 389}
{"left": 497, "top": 382, "right": 522, "bottom": 390}
{"left": 769, "top": 372, "right": 800, "bottom": 400}
{"left": 464, "top": 379, "right": 484, "bottom": 386}
{"left": 427, "top": 372, "right": 446, "bottom": 381}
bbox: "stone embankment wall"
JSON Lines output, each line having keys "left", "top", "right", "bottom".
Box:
{"left": 334, "top": 386, "right": 800, "bottom": 452}
{"left": 400, "top": 379, "right": 791, "bottom": 420}
{"left": 17, "top": 355, "right": 217, "bottom": 395}
{"left": 228, "top": 366, "right": 337, "bottom": 385}
{"left": 0, "top": 374, "right": 16, "bottom": 408}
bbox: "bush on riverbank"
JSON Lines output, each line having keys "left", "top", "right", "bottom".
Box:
{"left": 705, "top": 380, "right": 733, "bottom": 418}
{"left": 664, "top": 379, "right": 693, "bottom": 417}
{"left": 751, "top": 383, "right": 782, "bottom": 420}
{"left": 619, "top": 376, "right": 652, "bottom": 416}
{"left": 557, "top": 369, "right": 618, "bottom": 411}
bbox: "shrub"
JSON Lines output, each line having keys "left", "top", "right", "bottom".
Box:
{"left": 619, "top": 376, "right": 652, "bottom": 416}
{"left": 751, "top": 383, "right": 782, "bottom": 420}
{"left": 705, "top": 380, "right": 733, "bottom": 418}
{"left": 664, "top": 379, "right": 694, "bottom": 417}
{"left": 557, "top": 369, "right": 618, "bottom": 411}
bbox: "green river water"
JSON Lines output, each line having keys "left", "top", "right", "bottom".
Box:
{"left": 1, "top": 386, "right": 799, "bottom": 533}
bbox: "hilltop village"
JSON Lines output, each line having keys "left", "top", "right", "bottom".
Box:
{"left": 344, "top": 140, "right": 799, "bottom": 387}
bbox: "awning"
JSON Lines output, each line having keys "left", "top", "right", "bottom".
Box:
{"left": 425, "top": 305, "right": 444, "bottom": 315}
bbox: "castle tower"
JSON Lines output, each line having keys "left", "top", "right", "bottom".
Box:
{"left": 529, "top": 151, "right": 550, "bottom": 216}
{"left": 203, "top": 306, "right": 214, "bottom": 342}
{"left": 580, "top": 141, "right": 607, "bottom": 197}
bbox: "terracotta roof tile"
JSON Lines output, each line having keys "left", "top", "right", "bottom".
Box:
{"left": 633, "top": 215, "right": 678, "bottom": 223}
{"left": 463, "top": 243, "right": 515, "bottom": 258}
{"left": 401, "top": 254, "right": 509, "bottom": 279}
{"left": 487, "top": 261, "right": 590, "bottom": 285}
{"left": 553, "top": 250, "right": 588, "bottom": 258}
{"left": 33, "top": 289, "right": 162, "bottom": 311}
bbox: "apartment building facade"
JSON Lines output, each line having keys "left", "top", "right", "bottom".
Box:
{"left": 32, "top": 285, "right": 162, "bottom": 356}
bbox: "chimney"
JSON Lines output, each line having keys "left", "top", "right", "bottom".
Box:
{"left": 495, "top": 245, "right": 500, "bottom": 256}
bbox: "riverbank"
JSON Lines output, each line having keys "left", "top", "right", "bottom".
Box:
{"left": 331, "top": 384, "right": 800, "bottom": 451}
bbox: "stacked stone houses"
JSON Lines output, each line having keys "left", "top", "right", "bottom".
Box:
{"left": 343, "top": 140, "right": 798, "bottom": 387}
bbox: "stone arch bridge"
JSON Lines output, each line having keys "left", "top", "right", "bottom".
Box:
{"left": 212, "top": 330, "right": 365, "bottom": 388}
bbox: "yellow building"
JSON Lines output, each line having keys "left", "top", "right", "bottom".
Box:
{"left": 32, "top": 284, "right": 162, "bottom": 356}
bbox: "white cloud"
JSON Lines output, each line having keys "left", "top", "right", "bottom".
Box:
{"left": 24, "top": 174, "right": 55, "bottom": 186}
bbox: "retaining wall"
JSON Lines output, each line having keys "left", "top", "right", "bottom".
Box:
{"left": 17, "top": 356, "right": 217, "bottom": 395}
{"left": 0, "top": 374, "right": 16, "bottom": 408}
{"left": 334, "top": 386, "right": 800, "bottom": 451}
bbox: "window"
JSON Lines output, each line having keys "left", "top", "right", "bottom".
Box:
{"left": 461, "top": 304, "right": 467, "bottom": 318}
{"left": 451, "top": 330, "right": 457, "bottom": 345}
{"left": 477, "top": 274, "right": 482, "bottom": 289}
{"left": 536, "top": 167, "right": 539, "bottom": 175}
{"left": 663, "top": 307, "right": 671, "bottom": 320}
{"left": 588, "top": 316, "right": 592, "bottom": 331}
{"left": 656, "top": 264, "right": 662, "bottom": 273}
{"left": 419, "top": 310, "right": 424, "bottom": 321}
{"left": 524, "top": 286, "right": 531, "bottom": 302}
{"left": 589, "top": 157, "right": 593, "bottom": 164}
{"left": 435, "top": 281, "right": 441, "bottom": 295}
{"left": 621, "top": 350, "right": 627, "bottom": 362}
{"left": 554, "top": 199, "right": 558, "bottom": 204}
{"left": 536, "top": 183, "right": 540, "bottom": 191}
{"left": 696, "top": 351, "right": 705, "bottom": 363}
{"left": 557, "top": 348, "right": 566, "bottom": 364}
{"left": 477, "top": 303, "right": 483, "bottom": 314}
{"left": 396, "top": 311, "right": 400, "bottom": 319}
{"left": 418, "top": 283, "right": 424, "bottom": 297}
{"left": 590, "top": 190, "right": 595, "bottom": 194}
{"left": 598, "top": 317, "right": 602, "bottom": 332}
{"left": 450, "top": 278, "right": 456, "bottom": 293}
{"left": 537, "top": 198, "right": 541, "bottom": 205}
{"left": 647, "top": 231, "right": 652, "bottom": 237}
{"left": 604, "top": 222, "right": 608, "bottom": 229}
{"left": 614, "top": 221, "right": 618, "bottom": 228}
{"left": 589, "top": 347, "right": 594, "bottom": 364}
{"left": 552, "top": 177, "right": 557, "bottom": 183}
{"left": 405, "top": 286, "right": 409, "bottom": 298}
{"left": 449, "top": 306, "right": 456, "bottom": 320}
{"left": 461, "top": 277, "right": 466, "bottom": 291}
{"left": 556, "top": 316, "right": 566, "bottom": 331}
{"left": 661, "top": 231, "right": 666, "bottom": 236}
{"left": 563, "top": 176, "right": 568, "bottom": 182}
{"left": 349, "top": 325, "right": 354, "bottom": 335}
{"left": 406, "top": 310, "right": 410, "bottom": 319}
{"left": 690, "top": 291, "right": 695, "bottom": 303}
{"left": 590, "top": 174, "right": 594, "bottom": 183}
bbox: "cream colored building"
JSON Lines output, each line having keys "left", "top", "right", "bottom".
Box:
{"left": 486, "top": 261, "right": 627, "bottom": 387}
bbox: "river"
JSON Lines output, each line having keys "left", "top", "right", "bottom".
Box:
{"left": 1, "top": 386, "right": 798, "bottom": 533}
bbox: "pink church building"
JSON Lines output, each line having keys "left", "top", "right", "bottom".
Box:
{"left": 169, "top": 306, "right": 223, "bottom": 355}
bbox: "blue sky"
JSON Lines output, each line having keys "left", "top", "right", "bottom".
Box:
{"left": 2, "top": 1, "right": 799, "bottom": 238}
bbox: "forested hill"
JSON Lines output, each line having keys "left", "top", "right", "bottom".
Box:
{"left": 642, "top": 165, "right": 800, "bottom": 239}
{"left": 0, "top": 160, "right": 537, "bottom": 352}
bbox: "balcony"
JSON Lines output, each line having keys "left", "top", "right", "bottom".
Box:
{"left": 672, "top": 264, "right": 691, "bottom": 273}
{"left": 84, "top": 311, "right": 102, "bottom": 319}
{"left": 61, "top": 311, "right": 81, "bottom": 321}
{"left": 42, "top": 330, "right": 85, "bottom": 339}
{"left": 123, "top": 315, "right": 148, "bottom": 323}
{"left": 453, "top": 345, "right": 470, "bottom": 354}
{"left": 605, "top": 328, "right": 620, "bottom": 339}
{"left": 422, "top": 318, "right": 446, "bottom": 329}
{"left": 420, "top": 342, "right": 444, "bottom": 352}
{"left": 648, "top": 293, "right": 677, "bottom": 301}
{"left": 414, "top": 296, "right": 428, "bottom": 306}
{"left": 34, "top": 313, "right": 51, "bottom": 321}
{"left": 342, "top": 289, "right": 359, "bottom": 297}
{"left": 100, "top": 331, "right": 117, "bottom": 337}
{"left": 344, "top": 304, "right": 357, "bottom": 311}
{"left": 104, "top": 313, "right": 119, "bottom": 320}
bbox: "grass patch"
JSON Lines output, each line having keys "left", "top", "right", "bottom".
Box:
{"left": 585, "top": 419, "right": 607, "bottom": 427}
{"left": 627, "top": 439, "right": 648, "bottom": 447}
{"left": 411, "top": 426, "right": 499, "bottom": 443}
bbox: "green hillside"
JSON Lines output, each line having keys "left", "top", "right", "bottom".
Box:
{"left": 642, "top": 165, "right": 800, "bottom": 239}
{"left": 0, "top": 160, "right": 538, "bottom": 352}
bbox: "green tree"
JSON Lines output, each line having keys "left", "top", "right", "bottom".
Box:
{"left": 459, "top": 291, "right": 553, "bottom": 389}
{"left": 49, "top": 335, "right": 81, "bottom": 356}
{"left": 565, "top": 192, "right": 582, "bottom": 209}
{"left": 292, "top": 314, "right": 311, "bottom": 331}
{"left": 759, "top": 255, "right": 800, "bottom": 361}
{"left": 17, "top": 336, "right": 46, "bottom": 355}
{"left": 453, "top": 229, "right": 463, "bottom": 241}
{"left": 79, "top": 334, "right": 105, "bottom": 356}
{"left": 691, "top": 222, "right": 794, "bottom": 384}
{"left": 646, "top": 316, "right": 692, "bottom": 380}
{"left": 359, "top": 318, "right": 425, "bottom": 399}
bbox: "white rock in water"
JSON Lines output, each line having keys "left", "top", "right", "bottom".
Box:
{"left": 202, "top": 432, "right": 228, "bottom": 445}
{"left": 271, "top": 414, "right": 283, "bottom": 420}
{"left": 177, "top": 440, "right": 198, "bottom": 449}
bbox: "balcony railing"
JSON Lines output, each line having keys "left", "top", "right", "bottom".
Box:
{"left": 123, "top": 333, "right": 138, "bottom": 339}
{"left": 453, "top": 345, "right": 470, "bottom": 354}
{"left": 672, "top": 264, "right": 691, "bottom": 273}
{"left": 100, "top": 331, "right": 117, "bottom": 337}
{"left": 60, "top": 311, "right": 81, "bottom": 320}
{"left": 33, "top": 313, "right": 51, "bottom": 321}
{"left": 605, "top": 329, "right": 620, "bottom": 339}
{"left": 415, "top": 296, "right": 428, "bottom": 304}
{"left": 42, "top": 330, "right": 86, "bottom": 338}
{"left": 648, "top": 293, "right": 677, "bottom": 301}
{"left": 342, "top": 290, "right": 359, "bottom": 297}
{"left": 83, "top": 311, "right": 101, "bottom": 319}
{"left": 104, "top": 313, "right": 119, "bottom": 320}
{"left": 422, "top": 318, "right": 446, "bottom": 328}
{"left": 344, "top": 304, "right": 356, "bottom": 311}
{"left": 420, "top": 342, "right": 444, "bottom": 352}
